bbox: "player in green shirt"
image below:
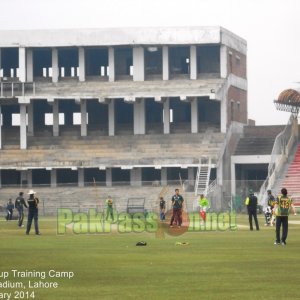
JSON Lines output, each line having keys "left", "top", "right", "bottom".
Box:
{"left": 199, "top": 194, "right": 209, "bottom": 225}
{"left": 105, "top": 195, "right": 114, "bottom": 221}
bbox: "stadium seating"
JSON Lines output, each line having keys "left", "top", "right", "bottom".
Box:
{"left": 0, "top": 127, "right": 225, "bottom": 168}
{"left": 280, "top": 144, "right": 300, "bottom": 205}
{"left": 234, "top": 125, "right": 285, "bottom": 155}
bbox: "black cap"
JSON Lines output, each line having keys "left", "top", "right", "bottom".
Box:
{"left": 281, "top": 188, "right": 287, "bottom": 196}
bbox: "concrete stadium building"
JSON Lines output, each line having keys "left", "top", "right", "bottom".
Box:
{"left": 4, "top": 26, "right": 296, "bottom": 212}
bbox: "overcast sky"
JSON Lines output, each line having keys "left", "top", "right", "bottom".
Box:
{"left": 1, "top": 0, "right": 300, "bottom": 125}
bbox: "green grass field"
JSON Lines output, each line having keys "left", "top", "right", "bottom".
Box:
{"left": 1, "top": 213, "right": 300, "bottom": 300}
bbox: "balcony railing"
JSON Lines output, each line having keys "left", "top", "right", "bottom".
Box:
{"left": 0, "top": 81, "right": 35, "bottom": 98}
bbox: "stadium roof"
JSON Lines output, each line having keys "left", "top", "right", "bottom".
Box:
{"left": 274, "top": 89, "right": 300, "bottom": 113}
{"left": 0, "top": 26, "right": 246, "bottom": 53}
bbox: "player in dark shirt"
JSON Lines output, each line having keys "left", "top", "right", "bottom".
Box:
{"left": 26, "top": 190, "right": 40, "bottom": 235}
{"left": 170, "top": 189, "right": 184, "bottom": 228}
{"left": 15, "top": 192, "right": 27, "bottom": 227}
{"left": 245, "top": 189, "right": 259, "bottom": 231}
{"left": 5, "top": 199, "right": 14, "bottom": 221}
{"left": 159, "top": 196, "right": 166, "bottom": 221}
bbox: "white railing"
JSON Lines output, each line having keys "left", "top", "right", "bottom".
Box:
{"left": 207, "top": 179, "right": 217, "bottom": 194}
{"left": 0, "top": 81, "right": 35, "bottom": 98}
{"left": 258, "top": 114, "right": 298, "bottom": 205}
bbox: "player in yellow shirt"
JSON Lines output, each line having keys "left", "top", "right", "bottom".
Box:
{"left": 273, "top": 188, "right": 296, "bottom": 246}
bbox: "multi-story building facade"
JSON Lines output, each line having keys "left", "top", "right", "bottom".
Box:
{"left": 0, "top": 26, "right": 247, "bottom": 189}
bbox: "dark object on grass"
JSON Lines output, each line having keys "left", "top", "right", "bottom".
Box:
{"left": 136, "top": 241, "right": 147, "bottom": 246}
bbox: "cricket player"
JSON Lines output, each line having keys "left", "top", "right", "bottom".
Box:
{"left": 199, "top": 194, "right": 209, "bottom": 225}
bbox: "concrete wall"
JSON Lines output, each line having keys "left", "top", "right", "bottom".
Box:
{"left": 227, "top": 47, "right": 247, "bottom": 79}
{"left": 227, "top": 86, "right": 247, "bottom": 125}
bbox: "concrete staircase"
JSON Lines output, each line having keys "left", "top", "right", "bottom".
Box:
{"left": 195, "top": 164, "right": 211, "bottom": 195}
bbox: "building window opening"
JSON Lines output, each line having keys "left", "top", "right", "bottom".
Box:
{"left": 115, "top": 47, "right": 133, "bottom": 80}
{"left": 145, "top": 46, "right": 162, "bottom": 80}
{"left": 169, "top": 46, "right": 190, "bottom": 78}
{"left": 230, "top": 100, "right": 235, "bottom": 121}
{"left": 162, "top": 109, "right": 173, "bottom": 123}
{"left": 12, "top": 114, "right": 28, "bottom": 126}
{"left": 237, "top": 101, "right": 240, "bottom": 112}
{"left": 100, "top": 66, "right": 105, "bottom": 76}
{"left": 197, "top": 45, "right": 220, "bottom": 76}
{"left": 42, "top": 68, "right": 47, "bottom": 77}
{"left": 10, "top": 68, "right": 15, "bottom": 77}
{"left": 85, "top": 48, "right": 108, "bottom": 79}
{"left": 73, "top": 112, "right": 89, "bottom": 125}
{"left": 60, "top": 67, "right": 65, "bottom": 77}
{"left": 71, "top": 67, "right": 76, "bottom": 77}
{"left": 45, "top": 113, "right": 65, "bottom": 125}
{"left": 170, "top": 109, "right": 173, "bottom": 123}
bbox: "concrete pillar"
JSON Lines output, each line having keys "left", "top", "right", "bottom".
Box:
{"left": 217, "top": 158, "right": 223, "bottom": 186}
{"left": 78, "top": 168, "right": 84, "bottom": 187}
{"left": 0, "top": 105, "right": 2, "bottom": 150}
{"left": 130, "top": 168, "right": 142, "bottom": 187}
{"left": 80, "top": 99, "right": 87, "bottom": 136}
{"left": 26, "top": 48, "right": 33, "bottom": 82}
{"left": 133, "top": 47, "right": 145, "bottom": 81}
{"left": 191, "top": 97, "right": 198, "bottom": 133}
{"left": 27, "top": 169, "right": 32, "bottom": 188}
{"left": 161, "top": 167, "right": 167, "bottom": 186}
{"left": 220, "top": 93, "right": 227, "bottom": 133}
{"left": 133, "top": 98, "right": 145, "bottom": 135}
{"left": 108, "top": 100, "right": 115, "bottom": 136}
{"left": 20, "top": 171, "right": 27, "bottom": 187}
{"left": 53, "top": 99, "right": 59, "bottom": 137}
{"left": 27, "top": 101, "right": 34, "bottom": 136}
{"left": 52, "top": 48, "right": 59, "bottom": 83}
{"left": 20, "top": 104, "right": 27, "bottom": 149}
{"left": 78, "top": 47, "right": 85, "bottom": 82}
{"left": 106, "top": 168, "right": 112, "bottom": 187}
{"left": 51, "top": 169, "right": 57, "bottom": 188}
{"left": 190, "top": 45, "right": 197, "bottom": 80}
{"left": 163, "top": 98, "right": 170, "bottom": 134}
{"left": 220, "top": 45, "right": 227, "bottom": 79}
{"left": 162, "top": 46, "right": 169, "bottom": 81}
{"left": 18, "top": 47, "right": 26, "bottom": 82}
{"left": 108, "top": 47, "right": 115, "bottom": 82}
{"left": 231, "top": 162, "right": 236, "bottom": 197}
